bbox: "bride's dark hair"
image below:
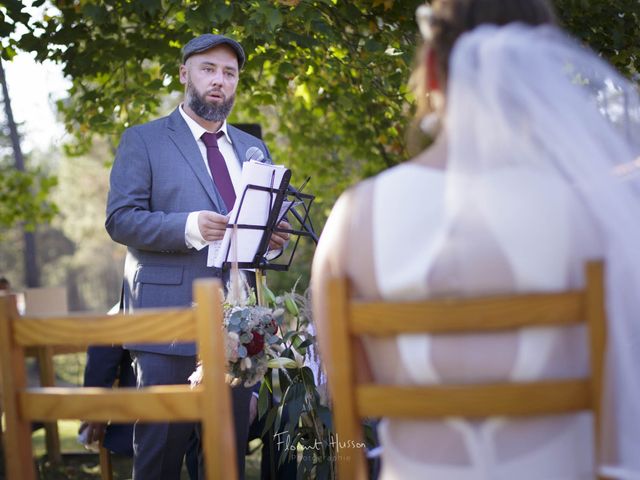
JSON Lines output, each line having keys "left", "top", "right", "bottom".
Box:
{"left": 428, "top": 0, "right": 555, "bottom": 86}
{"left": 408, "top": 0, "right": 556, "bottom": 150}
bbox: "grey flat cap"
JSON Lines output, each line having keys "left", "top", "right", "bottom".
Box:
{"left": 182, "top": 34, "right": 245, "bottom": 69}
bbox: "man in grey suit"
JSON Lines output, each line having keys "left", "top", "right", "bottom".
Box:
{"left": 106, "top": 33, "right": 288, "bottom": 479}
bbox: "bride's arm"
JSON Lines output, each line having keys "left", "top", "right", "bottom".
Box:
{"left": 311, "top": 187, "right": 373, "bottom": 383}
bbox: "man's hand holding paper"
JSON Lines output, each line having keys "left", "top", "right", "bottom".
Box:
{"left": 269, "top": 220, "right": 291, "bottom": 250}
{"left": 198, "top": 211, "right": 229, "bottom": 241}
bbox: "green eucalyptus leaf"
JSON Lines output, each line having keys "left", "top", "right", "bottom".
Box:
{"left": 300, "top": 366, "right": 316, "bottom": 389}
{"left": 261, "top": 406, "right": 278, "bottom": 437}
{"left": 274, "top": 402, "right": 285, "bottom": 433}
{"left": 277, "top": 367, "right": 291, "bottom": 397}
{"left": 258, "top": 380, "right": 270, "bottom": 419}
{"left": 292, "top": 336, "right": 311, "bottom": 350}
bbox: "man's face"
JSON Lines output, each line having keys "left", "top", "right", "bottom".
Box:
{"left": 179, "top": 44, "right": 239, "bottom": 122}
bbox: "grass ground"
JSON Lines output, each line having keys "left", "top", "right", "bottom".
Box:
{"left": 29, "top": 422, "right": 262, "bottom": 479}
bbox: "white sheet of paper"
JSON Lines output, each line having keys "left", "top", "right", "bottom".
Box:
{"left": 208, "top": 240, "right": 223, "bottom": 264}
{"left": 207, "top": 161, "right": 289, "bottom": 268}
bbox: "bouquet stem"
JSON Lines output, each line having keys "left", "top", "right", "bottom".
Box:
{"left": 255, "top": 270, "right": 266, "bottom": 306}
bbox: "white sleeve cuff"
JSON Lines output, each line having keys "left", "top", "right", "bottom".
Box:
{"left": 264, "top": 248, "right": 283, "bottom": 261}
{"left": 185, "top": 211, "right": 208, "bottom": 250}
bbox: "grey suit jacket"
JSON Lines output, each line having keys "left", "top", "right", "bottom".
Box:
{"left": 106, "top": 107, "right": 272, "bottom": 356}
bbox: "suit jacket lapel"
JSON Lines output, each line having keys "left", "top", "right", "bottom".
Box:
{"left": 166, "top": 108, "right": 223, "bottom": 211}
{"left": 228, "top": 126, "right": 250, "bottom": 168}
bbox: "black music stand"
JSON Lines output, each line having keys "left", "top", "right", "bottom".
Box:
{"left": 219, "top": 173, "right": 318, "bottom": 273}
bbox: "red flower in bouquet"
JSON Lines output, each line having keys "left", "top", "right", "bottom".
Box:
{"left": 246, "top": 331, "right": 265, "bottom": 356}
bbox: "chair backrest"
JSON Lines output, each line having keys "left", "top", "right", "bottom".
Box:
{"left": 324, "top": 261, "right": 607, "bottom": 480}
{"left": 22, "top": 286, "right": 70, "bottom": 464}
{"left": 23, "top": 287, "right": 68, "bottom": 316}
{"left": 0, "top": 278, "right": 236, "bottom": 480}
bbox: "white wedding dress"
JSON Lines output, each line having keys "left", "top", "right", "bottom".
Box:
{"left": 365, "top": 162, "right": 602, "bottom": 479}
{"left": 313, "top": 23, "right": 640, "bottom": 479}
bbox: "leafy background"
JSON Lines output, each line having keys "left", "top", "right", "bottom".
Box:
{"left": 0, "top": 0, "right": 638, "bottom": 305}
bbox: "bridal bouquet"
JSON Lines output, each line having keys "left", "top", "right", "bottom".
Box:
{"left": 221, "top": 300, "right": 283, "bottom": 387}
{"left": 189, "top": 280, "right": 292, "bottom": 388}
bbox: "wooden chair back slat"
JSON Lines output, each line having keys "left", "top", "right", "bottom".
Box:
{"left": 356, "top": 381, "right": 591, "bottom": 418}
{"left": 14, "top": 309, "right": 197, "bottom": 346}
{"left": 20, "top": 386, "right": 201, "bottom": 421}
{"left": 350, "top": 291, "right": 584, "bottom": 335}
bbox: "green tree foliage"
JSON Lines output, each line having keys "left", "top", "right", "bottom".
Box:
{"left": 0, "top": 119, "right": 58, "bottom": 232}
{"left": 0, "top": 165, "right": 58, "bottom": 231}
{"left": 554, "top": 0, "right": 640, "bottom": 78}
{"left": 7, "top": 0, "right": 423, "bottom": 201}
{"left": 1, "top": 0, "right": 59, "bottom": 232}
{"left": 0, "top": 0, "right": 35, "bottom": 61}
{"left": 2, "top": 0, "right": 638, "bottom": 205}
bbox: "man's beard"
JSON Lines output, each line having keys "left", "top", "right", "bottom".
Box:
{"left": 186, "top": 80, "right": 235, "bottom": 122}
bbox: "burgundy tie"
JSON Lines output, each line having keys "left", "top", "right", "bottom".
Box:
{"left": 201, "top": 131, "right": 236, "bottom": 211}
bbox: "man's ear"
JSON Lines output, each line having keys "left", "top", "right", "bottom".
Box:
{"left": 426, "top": 48, "right": 440, "bottom": 92}
{"left": 179, "top": 64, "right": 188, "bottom": 86}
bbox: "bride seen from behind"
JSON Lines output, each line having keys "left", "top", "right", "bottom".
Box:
{"left": 312, "top": 0, "right": 640, "bottom": 479}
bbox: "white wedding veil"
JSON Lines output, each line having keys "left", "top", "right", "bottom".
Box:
{"left": 441, "top": 21, "right": 640, "bottom": 479}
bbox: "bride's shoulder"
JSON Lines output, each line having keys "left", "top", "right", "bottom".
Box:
{"left": 373, "top": 162, "right": 445, "bottom": 195}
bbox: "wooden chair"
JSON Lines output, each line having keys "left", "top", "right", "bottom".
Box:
{"left": 22, "top": 287, "right": 114, "bottom": 472}
{"left": 325, "top": 261, "right": 607, "bottom": 480}
{"left": 0, "top": 278, "right": 237, "bottom": 480}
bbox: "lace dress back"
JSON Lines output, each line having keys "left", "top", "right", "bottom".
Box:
{"left": 362, "top": 162, "right": 602, "bottom": 479}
